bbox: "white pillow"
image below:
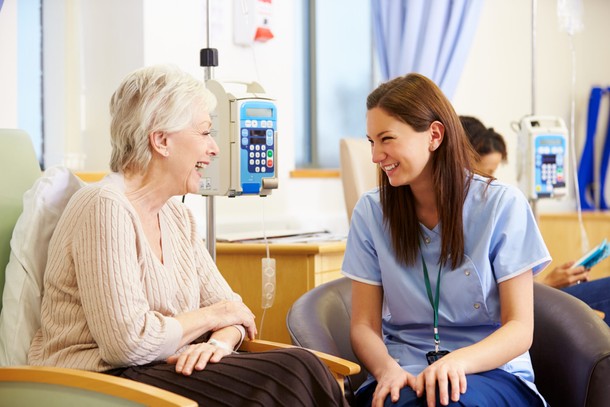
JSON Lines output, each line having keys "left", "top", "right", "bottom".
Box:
{"left": 0, "top": 166, "right": 85, "bottom": 366}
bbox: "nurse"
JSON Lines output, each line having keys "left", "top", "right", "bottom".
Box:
{"left": 342, "top": 73, "right": 550, "bottom": 407}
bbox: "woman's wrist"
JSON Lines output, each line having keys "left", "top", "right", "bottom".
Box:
{"left": 208, "top": 338, "right": 238, "bottom": 353}
{"left": 231, "top": 324, "right": 246, "bottom": 348}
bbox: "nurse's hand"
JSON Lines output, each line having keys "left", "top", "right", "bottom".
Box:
{"left": 372, "top": 363, "right": 416, "bottom": 407}
{"left": 414, "top": 358, "right": 467, "bottom": 407}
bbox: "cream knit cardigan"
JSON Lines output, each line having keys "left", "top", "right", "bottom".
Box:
{"left": 28, "top": 177, "right": 241, "bottom": 372}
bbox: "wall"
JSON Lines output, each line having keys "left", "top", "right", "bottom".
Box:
{"left": 0, "top": 0, "right": 17, "bottom": 127}
{"left": 2, "top": 0, "right": 609, "bottom": 238}
{"left": 42, "top": 0, "right": 144, "bottom": 171}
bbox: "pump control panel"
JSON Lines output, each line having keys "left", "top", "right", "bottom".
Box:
{"left": 518, "top": 116, "right": 568, "bottom": 200}
{"left": 238, "top": 100, "right": 276, "bottom": 194}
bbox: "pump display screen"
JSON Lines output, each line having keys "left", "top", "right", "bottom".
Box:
{"left": 250, "top": 135, "right": 266, "bottom": 144}
{"left": 539, "top": 136, "right": 563, "bottom": 146}
{"left": 251, "top": 129, "right": 266, "bottom": 137}
{"left": 246, "top": 107, "right": 273, "bottom": 117}
{"left": 542, "top": 154, "right": 556, "bottom": 164}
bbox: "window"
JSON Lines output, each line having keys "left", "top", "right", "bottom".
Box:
{"left": 17, "top": 0, "right": 43, "bottom": 165}
{"left": 294, "top": 0, "right": 376, "bottom": 169}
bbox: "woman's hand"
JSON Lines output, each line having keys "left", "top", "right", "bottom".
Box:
{"left": 167, "top": 340, "right": 234, "bottom": 375}
{"left": 175, "top": 300, "right": 257, "bottom": 348}
{"left": 414, "top": 357, "right": 467, "bottom": 407}
{"left": 205, "top": 300, "right": 257, "bottom": 339}
{"left": 371, "top": 363, "right": 416, "bottom": 407}
{"left": 540, "top": 261, "right": 589, "bottom": 288}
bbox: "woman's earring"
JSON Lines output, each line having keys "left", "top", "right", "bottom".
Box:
{"left": 164, "top": 150, "right": 169, "bottom": 157}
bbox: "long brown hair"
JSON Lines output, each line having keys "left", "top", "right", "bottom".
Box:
{"left": 367, "top": 73, "right": 477, "bottom": 269}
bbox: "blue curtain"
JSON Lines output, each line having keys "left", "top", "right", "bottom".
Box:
{"left": 372, "top": 0, "right": 483, "bottom": 99}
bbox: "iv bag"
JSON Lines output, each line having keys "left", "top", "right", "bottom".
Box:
{"left": 557, "top": 0, "right": 584, "bottom": 35}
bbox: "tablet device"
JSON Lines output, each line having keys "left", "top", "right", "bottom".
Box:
{"left": 571, "top": 238, "right": 609, "bottom": 270}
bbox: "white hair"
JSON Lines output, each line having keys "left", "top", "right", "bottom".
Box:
{"left": 109, "top": 64, "right": 217, "bottom": 173}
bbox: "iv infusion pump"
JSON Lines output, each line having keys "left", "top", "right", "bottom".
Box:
{"left": 199, "top": 79, "right": 278, "bottom": 197}
{"left": 517, "top": 116, "right": 568, "bottom": 200}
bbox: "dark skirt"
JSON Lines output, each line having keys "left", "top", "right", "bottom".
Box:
{"left": 106, "top": 347, "right": 349, "bottom": 407}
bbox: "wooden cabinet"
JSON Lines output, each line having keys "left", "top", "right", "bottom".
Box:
{"left": 215, "top": 241, "right": 346, "bottom": 343}
{"left": 537, "top": 212, "right": 610, "bottom": 281}
{"left": 214, "top": 212, "right": 610, "bottom": 343}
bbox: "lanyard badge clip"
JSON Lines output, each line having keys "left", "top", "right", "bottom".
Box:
{"left": 421, "top": 252, "right": 451, "bottom": 365}
{"left": 426, "top": 349, "right": 450, "bottom": 365}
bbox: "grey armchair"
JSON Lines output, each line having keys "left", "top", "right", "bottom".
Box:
{"left": 287, "top": 277, "right": 610, "bottom": 407}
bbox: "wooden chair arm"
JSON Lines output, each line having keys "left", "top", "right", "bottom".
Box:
{"left": 74, "top": 171, "right": 107, "bottom": 183}
{"left": 0, "top": 343, "right": 363, "bottom": 405}
{"left": 239, "top": 338, "right": 361, "bottom": 394}
{"left": 0, "top": 365, "right": 197, "bottom": 406}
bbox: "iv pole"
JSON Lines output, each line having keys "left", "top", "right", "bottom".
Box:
{"left": 201, "top": 0, "right": 219, "bottom": 261}
{"left": 529, "top": 0, "right": 539, "bottom": 219}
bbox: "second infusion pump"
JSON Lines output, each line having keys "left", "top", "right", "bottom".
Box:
{"left": 518, "top": 116, "right": 568, "bottom": 200}
{"left": 199, "top": 80, "right": 278, "bottom": 197}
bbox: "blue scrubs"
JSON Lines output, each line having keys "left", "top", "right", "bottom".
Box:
{"left": 342, "top": 174, "right": 551, "bottom": 406}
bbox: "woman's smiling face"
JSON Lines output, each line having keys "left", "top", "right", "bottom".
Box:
{"left": 165, "top": 106, "right": 218, "bottom": 195}
{"left": 367, "top": 107, "right": 435, "bottom": 188}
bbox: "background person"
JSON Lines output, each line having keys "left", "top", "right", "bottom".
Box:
{"left": 458, "top": 116, "right": 507, "bottom": 176}
{"left": 461, "top": 115, "right": 610, "bottom": 326}
{"left": 28, "top": 64, "right": 348, "bottom": 407}
{"left": 343, "top": 73, "right": 548, "bottom": 407}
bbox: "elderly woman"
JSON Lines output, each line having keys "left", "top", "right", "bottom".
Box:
{"left": 28, "top": 65, "right": 347, "bottom": 406}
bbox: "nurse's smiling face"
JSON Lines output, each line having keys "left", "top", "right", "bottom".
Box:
{"left": 367, "top": 107, "right": 441, "bottom": 189}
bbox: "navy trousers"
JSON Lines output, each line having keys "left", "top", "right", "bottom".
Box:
{"left": 562, "top": 276, "right": 610, "bottom": 326}
{"left": 355, "top": 369, "right": 544, "bottom": 407}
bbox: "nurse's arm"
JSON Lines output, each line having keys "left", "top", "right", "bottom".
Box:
{"left": 351, "top": 280, "right": 414, "bottom": 406}
{"left": 351, "top": 281, "right": 387, "bottom": 374}
{"left": 440, "top": 270, "right": 534, "bottom": 373}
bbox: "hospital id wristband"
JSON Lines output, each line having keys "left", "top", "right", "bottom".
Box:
{"left": 208, "top": 338, "right": 237, "bottom": 353}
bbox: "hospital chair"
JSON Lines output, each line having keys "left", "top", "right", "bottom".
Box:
{"left": 0, "top": 129, "right": 358, "bottom": 404}
{"left": 295, "top": 137, "right": 610, "bottom": 406}
{"left": 339, "top": 138, "right": 378, "bottom": 223}
{"left": 287, "top": 276, "right": 610, "bottom": 407}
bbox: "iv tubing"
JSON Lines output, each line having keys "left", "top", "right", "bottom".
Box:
{"left": 567, "top": 32, "right": 590, "bottom": 254}
{"left": 531, "top": 0, "right": 537, "bottom": 115}
{"left": 258, "top": 198, "right": 271, "bottom": 338}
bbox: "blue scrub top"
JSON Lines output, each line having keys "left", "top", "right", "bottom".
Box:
{"left": 342, "top": 174, "right": 551, "bottom": 396}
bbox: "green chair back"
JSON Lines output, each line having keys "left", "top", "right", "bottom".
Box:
{"left": 0, "top": 129, "right": 42, "bottom": 311}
